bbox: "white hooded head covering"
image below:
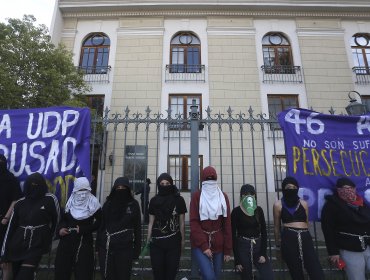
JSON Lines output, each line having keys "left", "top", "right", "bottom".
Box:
{"left": 65, "top": 177, "right": 101, "bottom": 220}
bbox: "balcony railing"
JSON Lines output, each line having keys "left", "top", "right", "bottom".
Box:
{"left": 261, "top": 65, "right": 303, "bottom": 83}
{"left": 165, "top": 64, "right": 205, "bottom": 82}
{"left": 78, "top": 66, "right": 111, "bottom": 83}
{"left": 352, "top": 67, "right": 370, "bottom": 84}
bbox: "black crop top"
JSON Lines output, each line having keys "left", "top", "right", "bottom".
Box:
{"left": 281, "top": 202, "right": 307, "bottom": 223}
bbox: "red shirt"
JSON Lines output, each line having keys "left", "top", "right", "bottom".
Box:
{"left": 189, "top": 191, "right": 232, "bottom": 255}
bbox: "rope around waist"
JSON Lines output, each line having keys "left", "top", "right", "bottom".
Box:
{"left": 20, "top": 224, "right": 47, "bottom": 249}
{"left": 203, "top": 228, "right": 222, "bottom": 249}
{"left": 152, "top": 230, "right": 179, "bottom": 240}
{"left": 339, "top": 232, "right": 370, "bottom": 250}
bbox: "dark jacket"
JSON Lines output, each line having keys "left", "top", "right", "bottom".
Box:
{"left": 321, "top": 194, "right": 370, "bottom": 255}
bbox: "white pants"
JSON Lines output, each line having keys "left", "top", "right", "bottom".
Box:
{"left": 340, "top": 246, "right": 370, "bottom": 280}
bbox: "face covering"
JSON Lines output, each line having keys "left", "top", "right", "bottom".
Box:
{"left": 158, "top": 185, "right": 176, "bottom": 196}
{"left": 111, "top": 188, "right": 131, "bottom": 203}
{"left": 337, "top": 187, "right": 357, "bottom": 203}
{"left": 75, "top": 190, "right": 89, "bottom": 204}
{"left": 240, "top": 195, "right": 257, "bottom": 216}
{"left": 282, "top": 188, "right": 299, "bottom": 207}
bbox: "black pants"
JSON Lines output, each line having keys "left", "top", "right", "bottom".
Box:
{"left": 54, "top": 237, "right": 95, "bottom": 280}
{"left": 150, "top": 234, "right": 181, "bottom": 280}
{"left": 281, "top": 227, "right": 324, "bottom": 280}
{"left": 98, "top": 247, "right": 133, "bottom": 280}
{"left": 237, "top": 237, "right": 274, "bottom": 280}
{"left": 12, "top": 255, "right": 41, "bottom": 280}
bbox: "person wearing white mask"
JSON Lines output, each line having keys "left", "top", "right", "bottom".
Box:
{"left": 190, "top": 166, "right": 232, "bottom": 280}
{"left": 54, "top": 177, "right": 102, "bottom": 280}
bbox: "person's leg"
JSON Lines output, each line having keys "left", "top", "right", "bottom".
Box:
{"left": 237, "top": 238, "right": 254, "bottom": 280}
{"left": 212, "top": 252, "right": 224, "bottom": 280}
{"left": 150, "top": 242, "right": 166, "bottom": 280}
{"left": 98, "top": 248, "right": 112, "bottom": 279}
{"left": 164, "top": 239, "right": 181, "bottom": 280}
{"left": 252, "top": 238, "right": 274, "bottom": 280}
{"left": 281, "top": 228, "right": 304, "bottom": 280}
{"left": 113, "top": 248, "right": 133, "bottom": 280}
{"left": 192, "top": 248, "right": 217, "bottom": 280}
{"left": 1, "top": 262, "right": 13, "bottom": 280}
{"left": 14, "top": 256, "right": 42, "bottom": 280}
{"left": 54, "top": 240, "right": 74, "bottom": 280}
{"left": 300, "top": 231, "right": 324, "bottom": 280}
{"left": 74, "top": 243, "right": 94, "bottom": 280}
{"left": 365, "top": 247, "right": 370, "bottom": 274}
{"left": 340, "top": 249, "right": 366, "bottom": 280}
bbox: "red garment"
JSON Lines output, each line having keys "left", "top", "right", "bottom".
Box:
{"left": 189, "top": 191, "right": 232, "bottom": 255}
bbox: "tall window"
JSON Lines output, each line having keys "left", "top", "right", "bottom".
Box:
{"left": 79, "top": 33, "right": 110, "bottom": 74}
{"left": 351, "top": 33, "right": 370, "bottom": 73}
{"left": 168, "top": 94, "right": 201, "bottom": 130}
{"left": 268, "top": 94, "right": 299, "bottom": 129}
{"left": 262, "top": 33, "right": 293, "bottom": 72}
{"left": 170, "top": 32, "right": 201, "bottom": 73}
{"left": 169, "top": 155, "right": 203, "bottom": 191}
{"left": 273, "top": 155, "right": 286, "bottom": 192}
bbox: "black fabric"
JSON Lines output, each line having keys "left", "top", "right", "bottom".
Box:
{"left": 321, "top": 194, "right": 370, "bottom": 255}
{"left": 150, "top": 233, "right": 182, "bottom": 280}
{"left": 98, "top": 246, "right": 134, "bottom": 280}
{"left": 282, "top": 176, "right": 299, "bottom": 189}
{"left": 23, "top": 173, "right": 48, "bottom": 200}
{"left": 336, "top": 177, "right": 356, "bottom": 188}
{"left": 149, "top": 194, "right": 187, "bottom": 238}
{"left": 231, "top": 206, "right": 267, "bottom": 264}
{"left": 113, "top": 177, "right": 131, "bottom": 189}
{"left": 281, "top": 202, "right": 307, "bottom": 223}
{"left": 2, "top": 194, "right": 59, "bottom": 262}
{"left": 240, "top": 184, "right": 256, "bottom": 197}
{"left": 157, "top": 173, "right": 173, "bottom": 186}
{"left": 281, "top": 228, "right": 324, "bottom": 280}
{"left": 12, "top": 255, "right": 41, "bottom": 280}
{"left": 54, "top": 209, "right": 102, "bottom": 280}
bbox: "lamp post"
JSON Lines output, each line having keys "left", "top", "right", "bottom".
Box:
{"left": 345, "top": 91, "right": 368, "bottom": 116}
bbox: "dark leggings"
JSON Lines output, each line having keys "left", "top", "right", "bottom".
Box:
{"left": 98, "top": 247, "right": 133, "bottom": 280}
{"left": 281, "top": 227, "right": 324, "bottom": 280}
{"left": 150, "top": 234, "right": 181, "bottom": 280}
{"left": 12, "top": 255, "right": 42, "bottom": 280}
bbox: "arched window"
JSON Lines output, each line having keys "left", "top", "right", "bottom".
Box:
{"left": 170, "top": 32, "right": 201, "bottom": 73}
{"left": 351, "top": 33, "right": 370, "bottom": 71}
{"left": 79, "top": 33, "right": 110, "bottom": 74}
{"left": 262, "top": 33, "right": 293, "bottom": 73}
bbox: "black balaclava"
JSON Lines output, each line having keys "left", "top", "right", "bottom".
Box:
{"left": 282, "top": 176, "right": 300, "bottom": 208}
{"left": 157, "top": 173, "right": 176, "bottom": 196}
{"left": 23, "top": 173, "right": 48, "bottom": 200}
{"left": 109, "top": 177, "right": 132, "bottom": 204}
{"left": 0, "top": 155, "right": 7, "bottom": 174}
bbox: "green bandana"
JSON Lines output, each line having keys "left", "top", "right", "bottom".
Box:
{"left": 240, "top": 195, "right": 257, "bottom": 216}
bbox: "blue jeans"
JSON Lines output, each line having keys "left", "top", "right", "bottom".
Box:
{"left": 192, "top": 248, "right": 223, "bottom": 280}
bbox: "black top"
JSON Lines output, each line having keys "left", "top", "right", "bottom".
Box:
{"left": 149, "top": 194, "right": 187, "bottom": 239}
{"left": 321, "top": 194, "right": 370, "bottom": 255}
{"left": 1, "top": 194, "right": 60, "bottom": 261}
{"left": 231, "top": 206, "right": 268, "bottom": 265}
{"left": 96, "top": 199, "right": 141, "bottom": 258}
{"left": 0, "top": 170, "right": 22, "bottom": 218}
{"left": 281, "top": 202, "right": 307, "bottom": 223}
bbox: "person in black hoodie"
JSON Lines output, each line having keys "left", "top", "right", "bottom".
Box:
{"left": 54, "top": 177, "right": 102, "bottom": 280}
{"left": 231, "top": 184, "right": 274, "bottom": 280}
{"left": 1, "top": 172, "right": 60, "bottom": 280}
{"left": 146, "top": 173, "right": 187, "bottom": 280}
{"left": 321, "top": 177, "right": 370, "bottom": 280}
{"left": 0, "top": 155, "right": 22, "bottom": 280}
{"left": 96, "top": 177, "right": 141, "bottom": 280}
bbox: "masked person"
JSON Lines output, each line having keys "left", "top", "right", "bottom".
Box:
{"left": 96, "top": 177, "right": 141, "bottom": 280}
{"left": 0, "top": 155, "right": 22, "bottom": 280}
{"left": 54, "top": 177, "right": 102, "bottom": 280}
{"left": 146, "top": 173, "right": 187, "bottom": 280}
{"left": 321, "top": 177, "right": 370, "bottom": 280}
{"left": 135, "top": 178, "right": 151, "bottom": 224}
{"left": 190, "top": 166, "right": 232, "bottom": 280}
{"left": 1, "top": 172, "right": 60, "bottom": 280}
{"left": 273, "top": 176, "right": 324, "bottom": 280}
{"left": 231, "top": 184, "right": 274, "bottom": 280}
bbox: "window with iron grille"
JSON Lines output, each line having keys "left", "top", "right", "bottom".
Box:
{"left": 169, "top": 155, "right": 203, "bottom": 191}
{"left": 351, "top": 33, "right": 370, "bottom": 75}
{"left": 79, "top": 33, "right": 110, "bottom": 74}
{"left": 168, "top": 94, "right": 201, "bottom": 130}
{"left": 262, "top": 33, "right": 294, "bottom": 74}
{"left": 267, "top": 94, "right": 299, "bottom": 130}
{"left": 273, "top": 155, "right": 286, "bottom": 192}
{"left": 170, "top": 32, "right": 201, "bottom": 73}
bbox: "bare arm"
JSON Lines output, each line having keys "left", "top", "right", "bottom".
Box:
{"left": 146, "top": 214, "right": 155, "bottom": 243}
{"left": 273, "top": 200, "right": 282, "bottom": 247}
{"left": 1, "top": 201, "right": 17, "bottom": 225}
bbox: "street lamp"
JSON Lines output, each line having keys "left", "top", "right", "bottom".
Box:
{"left": 345, "top": 91, "right": 368, "bottom": 115}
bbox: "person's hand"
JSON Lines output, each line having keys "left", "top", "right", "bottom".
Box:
{"left": 1, "top": 217, "right": 9, "bottom": 225}
{"left": 235, "top": 264, "right": 243, "bottom": 272}
{"left": 181, "top": 239, "right": 185, "bottom": 251}
{"left": 76, "top": 225, "right": 80, "bottom": 233}
{"left": 59, "top": 228, "right": 70, "bottom": 236}
{"left": 224, "top": 255, "right": 231, "bottom": 262}
{"left": 203, "top": 249, "right": 213, "bottom": 259}
{"left": 258, "top": 256, "right": 266, "bottom": 263}
{"left": 329, "top": 255, "right": 340, "bottom": 266}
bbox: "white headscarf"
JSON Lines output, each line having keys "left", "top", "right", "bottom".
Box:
{"left": 199, "top": 180, "right": 227, "bottom": 221}
{"left": 65, "top": 177, "right": 101, "bottom": 220}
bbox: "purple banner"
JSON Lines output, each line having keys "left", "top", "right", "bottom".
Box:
{"left": 278, "top": 108, "right": 370, "bottom": 220}
{"left": 0, "top": 107, "right": 91, "bottom": 206}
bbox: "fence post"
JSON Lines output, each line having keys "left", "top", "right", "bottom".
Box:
{"left": 190, "top": 99, "right": 200, "bottom": 279}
